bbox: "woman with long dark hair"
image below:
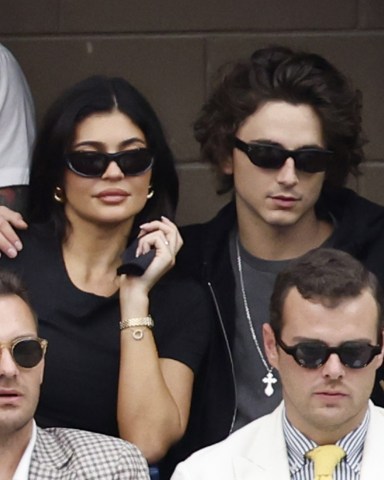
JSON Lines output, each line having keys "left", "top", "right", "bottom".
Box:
{"left": 0, "top": 76, "right": 209, "bottom": 470}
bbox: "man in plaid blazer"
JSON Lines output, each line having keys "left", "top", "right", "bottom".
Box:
{"left": 0, "top": 269, "right": 149, "bottom": 479}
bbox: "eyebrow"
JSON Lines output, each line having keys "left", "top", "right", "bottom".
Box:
{"left": 1, "top": 334, "right": 39, "bottom": 344}
{"left": 290, "top": 336, "right": 375, "bottom": 344}
{"left": 248, "top": 139, "right": 324, "bottom": 150}
{"left": 72, "top": 137, "right": 146, "bottom": 150}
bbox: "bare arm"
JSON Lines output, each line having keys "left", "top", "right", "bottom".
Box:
{"left": 117, "top": 217, "right": 194, "bottom": 463}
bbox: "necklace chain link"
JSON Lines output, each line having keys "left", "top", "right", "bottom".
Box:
{"left": 236, "top": 237, "right": 277, "bottom": 397}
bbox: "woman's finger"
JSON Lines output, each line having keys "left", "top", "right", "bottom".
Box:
{"left": 139, "top": 217, "right": 183, "bottom": 255}
{"left": 0, "top": 208, "right": 28, "bottom": 257}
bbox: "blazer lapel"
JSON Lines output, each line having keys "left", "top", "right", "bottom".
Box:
{"left": 29, "top": 427, "right": 76, "bottom": 479}
{"left": 233, "top": 403, "right": 291, "bottom": 480}
{"left": 360, "top": 402, "right": 384, "bottom": 479}
{"left": 233, "top": 456, "right": 290, "bottom": 480}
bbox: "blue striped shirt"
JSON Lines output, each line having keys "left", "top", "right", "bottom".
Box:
{"left": 283, "top": 408, "right": 369, "bottom": 480}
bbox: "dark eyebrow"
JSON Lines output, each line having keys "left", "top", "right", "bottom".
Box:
{"left": 120, "top": 138, "right": 147, "bottom": 149}
{"left": 290, "top": 337, "right": 327, "bottom": 345}
{"left": 73, "top": 137, "right": 146, "bottom": 150}
{"left": 249, "top": 139, "right": 282, "bottom": 147}
{"left": 291, "top": 336, "right": 374, "bottom": 345}
{"left": 249, "top": 139, "right": 325, "bottom": 150}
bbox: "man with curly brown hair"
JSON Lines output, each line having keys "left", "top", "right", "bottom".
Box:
{"left": 177, "top": 45, "right": 384, "bottom": 455}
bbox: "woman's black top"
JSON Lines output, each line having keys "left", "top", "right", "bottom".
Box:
{"left": 0, "top": 223, "right": 210, "bottom": 437}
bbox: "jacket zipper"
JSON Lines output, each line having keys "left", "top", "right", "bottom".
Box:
{"left": 207, "top": 280, "right": 238, "bottom": 434}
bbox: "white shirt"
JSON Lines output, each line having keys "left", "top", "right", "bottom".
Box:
{"left": 0, "top": 44, "right": 35, "bottom": 187}
{"left": 12, "top": 421, "right": 37, "bottom": 480}
{"left": 284, "top": 408, "right": 368, "bottom": 480}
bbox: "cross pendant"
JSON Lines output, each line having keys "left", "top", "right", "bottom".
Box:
{"left": 262, "top": 371, "right": 277, "bottom": 397}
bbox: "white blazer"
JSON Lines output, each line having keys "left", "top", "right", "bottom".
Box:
{"left": 171, "top": 401, "right": 384, "bottom": 480}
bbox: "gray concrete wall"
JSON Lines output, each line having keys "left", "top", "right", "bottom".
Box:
{"left": 2, "top": 0, "right": 383, "bottom": 225}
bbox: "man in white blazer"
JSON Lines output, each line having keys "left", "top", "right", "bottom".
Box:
{"left": 172, "top": 249, "right": 384, "bottom": 479}
{"left": 0, "top": 269, "right": 149, "bottom": 479}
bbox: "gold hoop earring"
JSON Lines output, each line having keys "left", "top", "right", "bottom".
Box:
{"left": 54, "top": 186, "right": 65, "bottom": 204}
{"left": 147, "top": 186, "right": 154, "bottom": 199}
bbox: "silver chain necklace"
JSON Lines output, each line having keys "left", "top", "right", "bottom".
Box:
{"left": 236, "top": 238, "right": 277, "bottom": 397}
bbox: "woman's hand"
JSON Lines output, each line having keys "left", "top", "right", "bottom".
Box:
{"left": 0, "top": 206, "right": 28, "bottom": 258}
{"left": 118, "top": 216, "right": 183, "bottom": 295}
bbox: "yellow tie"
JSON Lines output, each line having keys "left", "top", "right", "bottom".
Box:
{"left": 306, "top": 445, "right": 346, "bottom": 480}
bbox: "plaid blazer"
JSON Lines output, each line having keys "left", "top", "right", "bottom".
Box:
{"left": 28, "top": 427, "right": 150, "bottom": 479}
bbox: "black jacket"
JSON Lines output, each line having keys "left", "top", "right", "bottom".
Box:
{"left": 176, "top": 187, "right": 384, "bottom": 454}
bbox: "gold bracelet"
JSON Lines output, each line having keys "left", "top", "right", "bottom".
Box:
{"left": 120, "top": 315, "right": 154, "bottom": 331}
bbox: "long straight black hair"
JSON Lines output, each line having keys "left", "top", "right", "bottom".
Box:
{"left": 28, "top": 75, "right": 179, "bottom": 241}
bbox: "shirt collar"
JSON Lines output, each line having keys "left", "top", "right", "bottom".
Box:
{"left": 283, "top": 406, "right": 369, "bottom": 476}
{"left": 12, "top": 421, "right": 37, "bottom": 480}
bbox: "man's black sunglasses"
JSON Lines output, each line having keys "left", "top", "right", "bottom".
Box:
{"left": 65, "top": 149, "right": 154, "bottom": 178}
{"left": 1, "top": 336, "right": 48, "bottom": 368}
{"left": 234, "top": 137, "right": 333, "bottom": 173}
{"left": 276, "top": 337, "right": 382, "bottom": 369}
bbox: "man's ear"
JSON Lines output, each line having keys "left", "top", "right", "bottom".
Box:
{"left": 39, "top": 358, "right": 45, "bottom": 385}
{"left": 376, "top": 330, "right": 384, "bottom": 370}
{"left": 221, "top": 156, "right": 234, "bottom": 175}
{"left": 263, "top": 323, "right": 279, "bottom": 370}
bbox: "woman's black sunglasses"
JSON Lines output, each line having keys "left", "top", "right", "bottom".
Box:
{"left": 276, "top": 337, "right": 381, "bottom": 369}
{"left": 234, "top": 137, "right": 333, "bottom": 173}
{"left": 1, "top": 336, "right": 48, "bottom": 368}
{"left": 65, "top": 149, "right": 154, "bottom": 178}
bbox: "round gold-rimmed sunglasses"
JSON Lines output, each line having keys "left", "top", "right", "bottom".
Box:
{"left": 0, "top": 336, "right": 48, "bottom": 368}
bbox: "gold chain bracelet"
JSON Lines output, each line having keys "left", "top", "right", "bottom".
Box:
{"left": 120, "top": 315, "right": 154, "bottom": 331}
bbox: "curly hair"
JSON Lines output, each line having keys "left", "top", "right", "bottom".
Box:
{"left": 194, "top": 45, "right": 365, "bottom": 193}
